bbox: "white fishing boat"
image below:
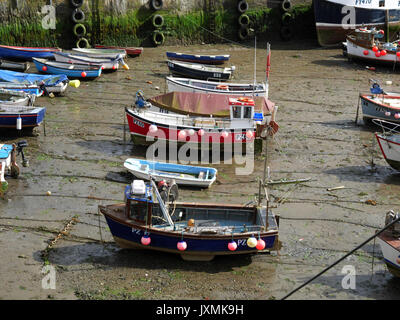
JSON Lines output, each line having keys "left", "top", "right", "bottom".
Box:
{"left": 72, "top": 48, "right": 127, "bottom": 59}
{"left": 165, "top": 76, "right": 267, "bottom": 98}
{"left": 373, "top": 119, "right": 400, "bottom": 171}
{"left": 124, "top": 158, "right": 218, "bottom": 188}
{"left": 377, "top": 210, "right": 400, "bottom": 277}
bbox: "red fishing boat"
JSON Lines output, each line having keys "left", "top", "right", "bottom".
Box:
{"left": 94, "top": 45, "right": 143, "bottom": 57}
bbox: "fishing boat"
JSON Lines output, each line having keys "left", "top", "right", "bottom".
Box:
{"left": 99, "top": 178, "right": 280, "bottom": 261}
{"left": 0, "top": 88, "right": 35, "bottom": 106}
{"left": 377, "top": 210, "right": 400, "bottom": 277}
{"left": 0, "top": 70, "right": 70, "bottom": 94}
{"left": 53, "top": 51, "right": 122, "bottom": 71}
{"left": 126, "top": 93, "right": 277, "bottom": 148}
{"left": 344, "top": 27, "right": 400, "bottom": 64}
{"left": 0, "top": 105, "right": 46, "bottom": 130}
{"left": 95, "top": 45, "right": 143, "bottom": 57}
{"left": 72, "top": 48, "right": 127, "bottom": 59}
{"left": 166, "top": 76, "right": 268, "bottom": 98}
{"left": 32, "top": 58, "right": 102, "bottom": 79}
{"left": 167, "top": 60, "right": 234, "bottom": 81}
{"left": 313, "top": 0, "right": 400, "bottom": 47}
{"left": 0, "top": 60, "right": 29, "bottom": 72}
{"left": 124, "top": 158, "right": 218, "bottom": 188}
{"left": 0, "top": 141, "right": 27, "bottom": 196}
{"left": 358, "top": 81, "right": 400, "bottom": 124}
{"left": 373, "top": 119, "right": 400, "bottom": 170}
{"left": 0, "top": 45, "right": 61, "bottom": 61}
{"left": 0, "top": 82, "right": 43, "bottom": 96}
{"left": 166, "top": 52, "right": 230, "bottom": 65}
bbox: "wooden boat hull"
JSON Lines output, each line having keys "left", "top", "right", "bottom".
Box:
{"left": 33, "top": 58, "right": 102, "bottom": 79}
{"left": 101, "top": 207, "right": 279, "bottom": 261}
{"left": 360, "top": 94, "right": 400, "bottom": 124}
{"left": 123, "top": 158, "right": 218, "bottom": 188}
{"left": 375, "top": 133, "right": 400, "bottom": 171}
{"left": 166, "top": 52, "right": 230, "bottom": 65}
{"left": 314, "top": 0, "right": 400, "bottom": 47}
{"left": 167, "top": 60, "right": 232, "bottom": 81}
{"left": 377, "top": 231, "right": 400, "bottom": 277}
{"left": 166, "top": 76, "right": 267, "bottom": 97}
{"left": 0, "top": 45, "right": 60, "bottom": 61}
{"left": 95, "top": 45, "right": 143, "bottom": 56}
{"left": 0, "top": 106, "right": 46, "bottom": 129}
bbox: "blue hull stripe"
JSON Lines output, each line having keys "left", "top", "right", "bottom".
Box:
{"left": 0, "top": 108, "right": 46, "bottom": 127}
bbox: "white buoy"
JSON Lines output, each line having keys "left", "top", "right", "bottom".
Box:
{"left": 16, "top": 116, "right": 22, "bottom": 130}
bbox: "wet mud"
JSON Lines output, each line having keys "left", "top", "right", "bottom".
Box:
{"left": 1, "top": 39, "right": 400, "bottom": 300}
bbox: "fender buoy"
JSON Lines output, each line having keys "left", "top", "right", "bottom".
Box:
{"left": 152, "top": 30, "right": 165, "bottom": 46}
{"left": 73, "top": 23, "right": 86, "bottom": 37}
{"left": 152, "top": 14, "right": 164, "bottom": 28}
{"left": 238, "top": 26, "right": 250, "bottom": 41}
{"left": 238, "top": 0, "right": 248, "bottom": 13}
{"left": 76, "top": 37, "right": 90, "bottom": 49}
{"left": 216, "top": 84, "right": 229, "bottom": 90}
{"left": 238, "top": 14, "right": 250, "bottom": 27}
{"left": 72, "top": 8, "right": 85, "bottom": 23}
{"left": 282, "top": 12, "right": 293, "bottom": 25}
{"left": 281, "top": 0, "right": 292, "bottom": 12}
{"left": 280, "top": 25, "right": 294, "bottom": 41}
{"left": 238, "top": 97, "right": 254, "bottom": 103}
{"left": 70, "top": 0, "right": 84, "bottom": 7}
{"left": 150, "top": 0, "right": 163, "bottom": 10}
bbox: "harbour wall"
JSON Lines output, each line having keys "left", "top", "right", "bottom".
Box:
{"left": 0, "top": 0, "right": 316, "bottom": 48}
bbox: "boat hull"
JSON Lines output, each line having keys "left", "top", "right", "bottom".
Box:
{"left": 166, "top": 52, "right": 230, "bottom": 65}
{"left": 360, "top": 94, "right": 400, "bottom": 124}
{"left": 0, "top": 106, "right": 46, "bottom": 129}
{"left": 314, "top": 0, "right": 400, "bottom": 47}
{"left": 375, "top": 133, "right": 400, "bottom": 170}
{"left": 95, "top": 45, "right": 143, "bottom": 56}
{"left": 346, "top": 38, "right": 400, "bottom": 64}
{"left": 167, "top": 60, "right": 231, "bottom": 81}
{"left": 53, "top": 52, "right": 119, "bottom": 71}
{"left": 377, "top": 233, "right": 400, "bottom": 277}
{"left": 33, "top": 58, "right": 102, "bottom": 79}
{"left": 0, "top": 45, "right": 60, "bottom": 61}
{"left": 103, "top": 214, "right": 278, "bottom": 261}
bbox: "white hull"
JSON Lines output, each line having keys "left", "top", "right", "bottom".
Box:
{"left": 346, "top": 38, "right": 400, "bottom": 63}
{"left": 54, "top": 53, "right": 119, "bottom": 70}
{"left": 376, "top": 236, "right": 400, "bottom": 273}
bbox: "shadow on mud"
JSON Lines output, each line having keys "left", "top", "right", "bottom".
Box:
{"left": 39, "top": 243, "right": 256, "bottom": 273}
{"left": 323, "top": 165, "right": 395, "bottom": 183}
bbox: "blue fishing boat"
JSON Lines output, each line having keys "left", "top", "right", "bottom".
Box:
{"left": 99, "top": 179, "right": 280, "bottom": 261}
{"left": 0, "top": 105, "right": 46, "bottom": 129}
{"left": 0, "top": 141, "right": 27, "bottom": 196}
{"left": 166, "top": 52, "right": 230, "bottom": 65}
{"left": 0, "top": 82, "right": 43, "bottom": 96}
{"left": 32, "top": 58, "right": 102, "bottom": 79}
{"left": 0, "top": 45, "right": 61, "bottom": 61}
{"left": 124, "top": 158, "right": 217, "bottom": 188}
{"left": 0, "top": 70, "right": 70, "bottom": 94}
{"left": 167, "top": 60, "right": 234, "bottom": 81}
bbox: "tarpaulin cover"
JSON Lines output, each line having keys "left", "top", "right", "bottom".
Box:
{"left": 148, "top": 92, "right": 275, "bottom": 118}
{"left": 0, "top": 70, "right": 68, "bottom": 87}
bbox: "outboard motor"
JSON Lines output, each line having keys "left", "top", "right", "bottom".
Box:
{"left": 370, "top": 80, "right": 384, "bottom": 95}
{"left": 16, "top": 140, "right": 28, "bottom": 167}
{"left": 135, "top": 90, "right": 152, "bottom": 109}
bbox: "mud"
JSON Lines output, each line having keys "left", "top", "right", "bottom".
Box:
{"left": 1, "top": 39, "right": 400, "bottom": 300}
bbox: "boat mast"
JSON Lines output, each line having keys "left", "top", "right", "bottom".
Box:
{"left": 253, "top": 36, "right": 256, "bottom": 99}
{"left": 150, "top": 178, "right": 174, "bottom": 227}
{"left": 265, "top": 42, "right": 271, "bottom": 100}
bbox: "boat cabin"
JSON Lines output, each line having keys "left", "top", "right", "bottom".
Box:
{"left": 349, "top": 28, "right": 384, "bottom": 47}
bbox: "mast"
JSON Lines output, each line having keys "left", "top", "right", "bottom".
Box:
{"left": 265, "top": 42, "right": 271, "bottom": 100}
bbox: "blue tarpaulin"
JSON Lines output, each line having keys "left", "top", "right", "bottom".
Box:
{"left": 0, "top": 70, "right": 68, "bottom": 87}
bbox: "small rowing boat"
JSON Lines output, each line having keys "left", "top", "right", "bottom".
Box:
{"left": 0, "top": 45, "right": 60, "bottom": 61}
{"left": 0, "top": 88, "right": 35, "bottom": 106}
{"left": 72, "top": 48, "right": 127, "bottom": 59}
{"left": 53, "top": 51, "right": 122, "bottom": 71}
{"left": 32, "top": 58, "right": 102, "bottom": 79}
{"left": 0, "top": 105, "right": 46, "bottom": 130}
{"left": 167, "top": 60, "right": 234, "bottom": 81}
{"left": 166, "top": 51, "right": 230, "bottom": 65}
{"left": 95, "top": 45, "right": 143, "bottom": 57}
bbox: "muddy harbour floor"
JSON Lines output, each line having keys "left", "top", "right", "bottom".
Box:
{"left": 1, "top": 38, "right": 400, "bottom": 300}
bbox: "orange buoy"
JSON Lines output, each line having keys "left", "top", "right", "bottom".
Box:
{"left": 216, "top": 84, "right": 229, "bottom": 90}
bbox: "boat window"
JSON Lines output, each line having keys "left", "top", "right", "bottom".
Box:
{"left": 232, "top": 106, "right": 241, "bottom": 118}
{"left": 130, "top": 202, "right": 147, "bottom": 222}
{"left": 243, "top": 106, "right": 252, "bottom": 119}
{"left": 379, "top": 0, "right": 385, "bottom": 6}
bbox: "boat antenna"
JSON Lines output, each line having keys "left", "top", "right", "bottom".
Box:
{"left": 265, "top": 42, "right": 271, "bottom": 100}
{"left": 253, "top": 36, "right": 256, "bottom": 99}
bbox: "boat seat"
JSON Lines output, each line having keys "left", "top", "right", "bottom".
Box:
{"left": 140, "top": 164, "right": 149, "bottom": 172}
{"left": 198, "top": 171, "right": 205, "bottom": 179}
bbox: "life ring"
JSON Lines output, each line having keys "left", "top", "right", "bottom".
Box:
{"left": 76, "top": 37, "right": 90, "bottom": 49}
{"left": 216, "top": 84, "right": 229, "bottom": 90}
{"left": 238, "top": 97, "right": 254, "bottom": 103}
{"left": 152, "top": 14, "right": 164, "bottom": 28}
{"left": 238, "top": 26, "right": 250, "bottom": 41}
{"left": 238, "top": 0, "right": 248, "bottom": 13}
{"left": 70, "top": 0, "right": 84, "bottom": 7}
{"left": 73, "top": 23, "right": 86, "bottom": 37}
{"left": 72, "top": 8, "right": 85, "bottom": 23}
{"left": 238, "top": 14, "right": 250, "bottom": 27}
{"left": 150, "top": 0, "right": 163, "bottom": 10}
{"left": 282, "top": 12, "right": 293, "bottom": 25}
{"left": 280, "top": 25, "right": 293, "bottom": 41}
{"left": 281, "top": 0, "right": 292, "bottom": 12}
{"left": 152, "top": 30, "right": 165, "bottom": 46}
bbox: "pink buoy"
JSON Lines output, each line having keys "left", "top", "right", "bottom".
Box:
{"left": 178, "top": 130, "right": 187, "bottom": 140}
{"left": 141, "top": 235, "right": 151, "bottom": 246}
{"left": 372, "top": 46, "right": 379, "bottom": 52}
{"left": 385, "top": 111, "right": 391, "bottom": 117}
{"left": 101, "top": 66, "right": 105, "bottom": 70}
{"left": 149, "top": 124, "right": 158, "bottom": 133}
{"left": 256, "top": 239, "right": 266, "bottom": 250}
{"left": 188, "top": 129, "right": 195, "bottom": 136}
{"left": 246, "top": 130, "right": 254, "bottom": 139}
{"left": 379, "top": 30, "right": 385, "bottom": 35}
{"left": 42, "top": 66, "right": 47, "bottom": 72}
{"left": 247, "top": 236, "right": 257, "bottom": 248}
{"left": 363, "top": 50, "right": 369, "bottom": 56}
{"left": 81, "top": 71, "right": 87, "bottom": 78}
{"left": 177, "top": 240, "right": 187, "bottom": 251}
{"left": 221, "top": 131, "right": 229, "bottom": 138}
{"left": 228, "top": 241, "right": 237, "bottom": 251}
{"left": 395, "top": 113, "right": 400, "bottom": 119}
{"left": 381, "top": 50, "right": 387, "bottom": 56}
{"left": 198, "top": 129, "right": 205, "bottom": 136}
